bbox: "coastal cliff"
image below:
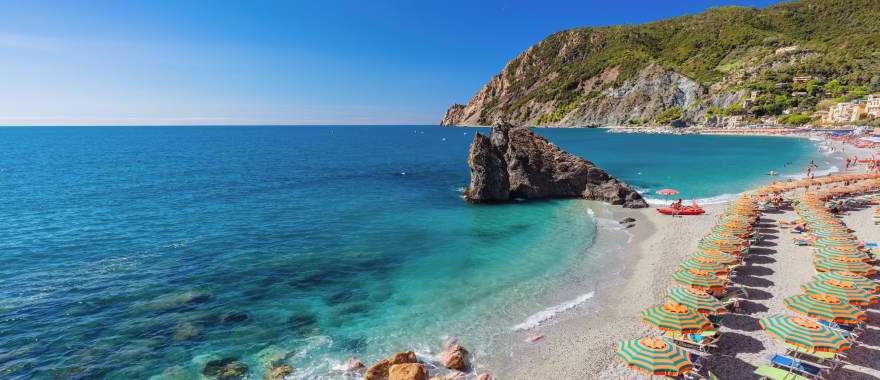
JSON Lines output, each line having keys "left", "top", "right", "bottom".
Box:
{"left": 464, "top": 123, "right": 648, "bottom": 208}
{"left": 441, "top": 0, "right": 880, "bottom": 127}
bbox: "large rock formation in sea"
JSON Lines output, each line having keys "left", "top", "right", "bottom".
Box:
{"left": 464, "top": 123, "right": 647, "bottom": 208}
{"left": 440, "top": 0, "right": 880, "bottom": 127}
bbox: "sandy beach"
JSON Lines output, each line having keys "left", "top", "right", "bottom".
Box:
{"left": 483, "top": 136, "right": 880, "bottom": 379}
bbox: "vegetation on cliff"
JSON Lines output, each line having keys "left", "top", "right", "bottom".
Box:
{"left": 442, "top": 0, "right": 880, "bottom": 127}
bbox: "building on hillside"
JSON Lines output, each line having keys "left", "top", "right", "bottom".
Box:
{"left": 723, "top": 115, "right": 746, "bottom": 128}
{"left": 867, "top": 94, "right": 880, "bottom": 118}
{"left": 793, "top": 75, "right": 812, "bottom": 83}
{"left": 828, "top": 101, "right": 867, "bottom": 123}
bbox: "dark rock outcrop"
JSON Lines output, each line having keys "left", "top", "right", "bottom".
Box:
{"left": 464, "top": 123, "right": 647, "bottom": 208}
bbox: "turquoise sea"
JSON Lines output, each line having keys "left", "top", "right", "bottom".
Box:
{"left": 0, "top": 126, "right": 830, "bottom": 379}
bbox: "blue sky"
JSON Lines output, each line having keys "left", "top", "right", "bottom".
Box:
{"left": 0, "top": 0, "right": 782, "bottom": 125}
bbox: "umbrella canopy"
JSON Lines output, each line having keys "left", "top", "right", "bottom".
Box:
{"left": 615, "top": 337, "right": 693, "bottom": 377}
{"left": 814, "top": 238, "right": 860, "bottom": 248}
{"left": 701, "top": 234, "right": 748, "bottom": 246}
{"left": 678, "top": 259, "right": 729, "bottom": 274}
{"left": 697, "top": 241, "right": 745, "bottom": 256}
{"left": 641, "top": 303, "right": 713, "bottom": 333}
{"left": 667, "top": 286, "right": 726, "bottom": 315}
{"left": 814, "top": 248, "right": 870, "bottom": 262}
{"left": 813, "top": 272, "right": 879, "bottom": 293}
{"left": 814, "top": 257, "right": 877, "bottom": 275}
{"left": 759, "top": 314, "right": 850, "bottom": 353}
{"left": 672, "top": 269, "right": 726, "bottom": 291}
{"left": 784, "top": 293, "right": 866, "bottom": 325}
{"left": 802, "top": 279, "right": 877, "bottom": 306}
{"left": 656, "top": 189, "right": 679, "bottom": 196}
{"left": 689, "top": 251, "right": 739, "bottom": 265}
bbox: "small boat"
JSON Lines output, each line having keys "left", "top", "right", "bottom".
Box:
{"left": 658, "top": 206, "right": 705, "bottom": 216}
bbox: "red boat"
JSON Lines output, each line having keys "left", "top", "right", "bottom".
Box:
{"left": 657, "top": 206, "right": 705, "bottom": 215}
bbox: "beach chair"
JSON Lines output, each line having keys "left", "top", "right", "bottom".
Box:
{"left": 755, "top": 366, "right": 810, "bottom": 380}
{"left": 769, "top": 354, "right": 826, "bottom": 379}
{"left": 662, "top": 331, "right": 719, "bottom": 352}
{"left": 793, "top": 237, "right": 812, "bottom": 246}
{"left": 784, "top": 344, "right": 841, "bottom": 369}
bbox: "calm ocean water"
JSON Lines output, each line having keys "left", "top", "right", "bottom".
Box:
{"left": 0, "top": 126, "right": 827, "bottom": 379}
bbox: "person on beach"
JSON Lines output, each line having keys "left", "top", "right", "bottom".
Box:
{"left": 671, "top": 198, "right": 683, "bottom": 209}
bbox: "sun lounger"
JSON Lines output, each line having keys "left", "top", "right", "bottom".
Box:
{"left": 770, "top": 354, "right": 825, "bottom": 379}
{"left": 755, "top": 365, "right": 810, "bottom": 380}
{"left": 784, "top": 345, "right": 841, "bottom": 369}
{"left": 793, "top": 238, "right": 812, "bottom": 246}
{"left": 662, "top": 331, "right": 718, "bottom": 352}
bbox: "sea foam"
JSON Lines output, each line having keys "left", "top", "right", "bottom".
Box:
{"left": 511, "top": 291, "right": 595, "bottom": 331}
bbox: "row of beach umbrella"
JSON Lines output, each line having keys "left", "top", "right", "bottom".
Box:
{"left": 615, "top": 173, "right": 880, "bottom": 377}
{"left": 753, "top": 178, "right": 880, "bottom": 365}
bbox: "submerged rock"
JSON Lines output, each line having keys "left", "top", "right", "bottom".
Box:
{"left": 464, "top": 123, "right": 648, "bottom": 208}
{"left": 202, "top": 358, "right": 248, "bottom": 380}
{"left": 220, "top": 312, "right": 249, "bottom": 324}
{"left": 388, "top": 363, "right": 428, "bottom": 380}
{"left": 142, "top": 287, "right": 213, "bottom": 312}
{"left": 172, "top": 322, "right": 201, "bottom": 341}
{"left": 345, "top": 357, "right": 366, "bottom": 373}
{"left": 263, "top": 364, "right": 293, "bottom": 380}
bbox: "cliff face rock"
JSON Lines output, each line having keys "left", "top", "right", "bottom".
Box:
{"left": 560, "top": 64, "right": 706, "bottom": 126}
{"left": 464, "top": 123, "right": 648, "bottom": 208}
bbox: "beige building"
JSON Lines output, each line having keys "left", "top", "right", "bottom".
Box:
{"left": 867, "top": 94, "right": 880, "bottom": 118}
{"left": 827, "top": 101, "right": 866, "bottom": 123}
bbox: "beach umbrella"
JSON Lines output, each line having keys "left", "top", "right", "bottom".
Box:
{"left": 802, "top": 279, "right": 877, "bottom": 306}
{"left": 689, "top": 251, "right": 739, "bottom": 265}
{"left": 814, "top": 272, "right": 879, "bottom": 293}
{"left": 641, "top": 303, "right": 712, "bottom": 333}
{"left": 666, "top": 287, "right": 725, "bottom": 315}
{"left": 678, "top": 259, "right": 728, "bottom": 274}
{"left": 615, "top": 337, "right": 693, "bottom": 377}
{"left": 814, "top": 257, "right": 876, "bottom": 275}
{"left": 671, "top": 269, "right": 726, "bottom": 292}
{"left": 697, "top": 241, "right": 746, "bottom": 256}
{"left": 814, "top": 238, "right": 860, "bottom": 248}
{"left": 759, "top": 314, "right": 850, "bottom": 353}
{"left": 814, "top": 248, "right": 870, "bottom": 262}
{"left": 656, "top": 188, "right": 679, "bottom": 207}
{"left": 701, "top": 233, "right": 747, "bottom": 246}
{"left": 783, "top": 293, "right": 866, "bottom": 325}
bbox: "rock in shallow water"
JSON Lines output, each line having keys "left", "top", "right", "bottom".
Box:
{"left": 464, "top": 123, "right": 648, "bottom": 208}
{"left": 263, "top": 364, "right": 293, "bottom": 380}
{"left": 202, "top": 358, "right": 247, "bottom": 380}
{"left": 365, "top": 351, "right": 418, "bottom": 380}
{"left": 439, "top": 344, "right": 470, "bottom": 371}
{"left": 388, "top": 363, "right": 428, "bottom": 380}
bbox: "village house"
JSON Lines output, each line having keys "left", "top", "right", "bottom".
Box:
{"left": 867, "top": 94, "right": 880, "bottom": 118}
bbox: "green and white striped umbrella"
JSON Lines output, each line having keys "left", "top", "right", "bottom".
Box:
{"left": 760, "top": 314, "right": 850, "bottom": 353}
{"left": 814, "top": 257, "right": 876, "bottom": 275}
{"left": 667, "top": 286, "right": 725, "bottom": 315}
{"left": 616, "top": 337, "right": 693, "bottom": 377}
{"left": 672, "top": 269, "right": 726, "bottom": 291}
{"left": 784, "top": 293, "right": 866, "bottom": 325}
{"left": 802, "top": 279, "right": 877, "bottom": 306}
{"left": 641, "top": 303, "right": 712, "bottom": 333}
{"left": 813, "top": 272, "right": 879, "bottom": 293}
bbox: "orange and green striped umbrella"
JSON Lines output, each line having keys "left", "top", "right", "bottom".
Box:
{"left": 701, "top": 234, "right": 747, "bottom": 246}
{"left": 615, "top": 337, "right": 693, "bottom": 377}
{"left": 641, "top": 303, "right": 712, "bottom": 333}
{"left": 802, "top": 279, "right": 877, "bottom": 306}
{"left": 672, "top": 269, "right": 725, "bottom": 291}
{"left": 814, "top": 272, "right": 879, "bottom": 293}
{"left": 678, "top": 258, "right": 728, "bottom": 274}
{"left": 697, "top": 241, "right": 745, "bottom": 256}
{"left": 784, "top": 293, "right": 866, "bottom": 325}
{"left": 689, "top": 251, "right": 738, "bottom": 265}
{"left": 814, "top": 247, "right": 869, "bottom": 262}
{"left": 814, "top": 257, "right": 876, "bottom": 275}
{"left": 667, "top": 286, "right": 725, "bottom": 315}
{"left": 759, "top": 314, "right": 850, "bottom": 353}
{"left": 814, "top": 238, "right": 860, "bottom": 248}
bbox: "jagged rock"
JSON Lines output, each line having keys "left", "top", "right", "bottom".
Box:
{"left": 464, "top": 123, "right": 648, "bottom": 208}
{"left": 439, "top": 345, "right": 470, "bottom": 371}
{"left": 620, "top": 217, "right": 637, "bottom": 224}
{"left": 365, "top": 351, "right": 418, "bottom": 380}
{"left": 388, "top": 364, "right": 428, "bottom": 380}
{"left": 263, "top": 364, "right": 293, "bottom": 380}
{"left": 203, "top": 358, "right": 248, "bottom": 380}
{"left": 476, "top": 373, "right": 493, "bottom": 380}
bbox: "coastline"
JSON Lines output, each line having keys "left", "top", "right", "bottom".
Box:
{"left": 482, "top": 134, "right": 873, "bottom": 378}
